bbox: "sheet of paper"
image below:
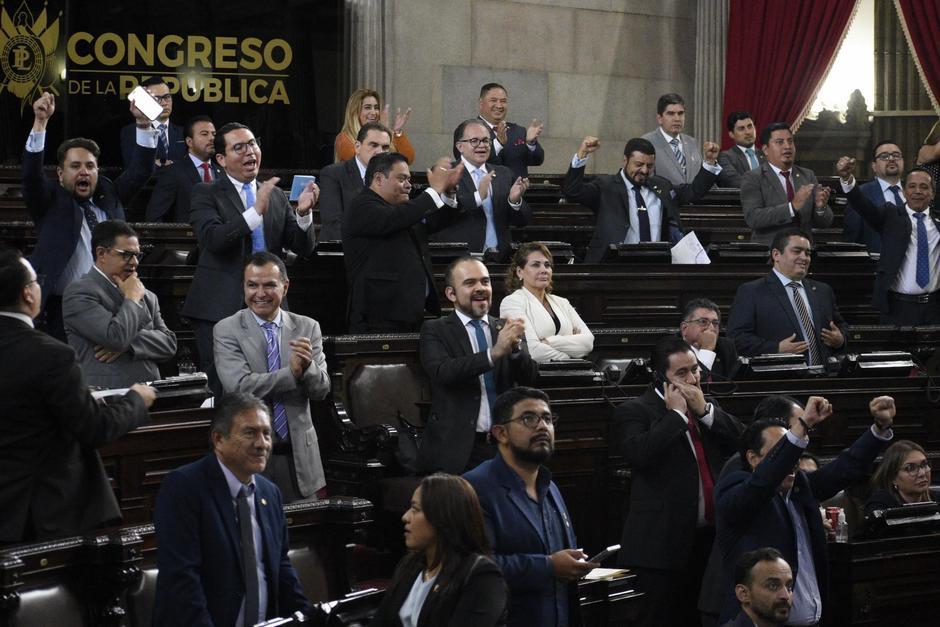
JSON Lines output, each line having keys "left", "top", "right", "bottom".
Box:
{"left": 584, "top": 567, "right": 630, "bottom": 581}
{"left": 671, "top": 230, "right": 710, "bottom": 264}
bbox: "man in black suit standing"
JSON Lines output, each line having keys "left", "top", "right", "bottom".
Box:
{"left": 318, "top": 122, "right": 391, "bottom": 240}
{"left": 680, "top": 298, "right": 739, "bottom": 380}
{"left": 563, "top": 135, "right": 720, "bottom": 263}
{"left": 611, "top": 336, "right": 743, "bottom": 627}
{"left": 432, "top": 119, "right": 532, "bottom": 260}
{"left": 0, "top": 250, "right": 155, "bottom": 544}
{"left": 717, "top": 111, "right": 765, "bottom": 188}
{"left": 477, "top": 83, "right": 545, "bottom": 179}
{"left": 417, "top": 257, "right": 538, "bottom": 473}
{"left": 145, "top": 115, "right": 219, "bottom": 223}
{"left": 120, "top": 76, "right": 186, "bottom": 168}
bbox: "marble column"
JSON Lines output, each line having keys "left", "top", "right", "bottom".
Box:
{"left": 693, "top": 0, "right": 728, "bottom": 143}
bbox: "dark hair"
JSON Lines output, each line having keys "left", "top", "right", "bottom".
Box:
{"left": 140, "top": 76, "right": 167, "bottom": 88}
{"left": 364, "top": 151, "right": 408, "bottom": 186}
{"left": 244, "top": 251, "right": 288, "bottom": 282}
{"left": 0, "top": 249, "right": 29, "bottom": 309}
{"left": 905, "top": 168, "right": 935, "bottom": 191}
{"left": 770, "top": 227, "right": 812, "bottom": 256}
{"left": 356, "top": 121, "right": 392, "bottom": 143}
{"left": 479, "top": 83, "right": 507, "bottom": 99}
{"left": 443, "top": 255, "right": 482, "bottom": 291}
{"left": 870, "top": 440, "right": 929, "bottom": 494}
{"left": 211, "top": 392, "right": 270, "bottom": 440}
{"left": 492, "top": 387, "right": 551, "bottom": 426}
{"left": 213, "top": 122, "right": 252, "bottom": 160}
{"left": 624, "top": 137, "right": 655, "bottom": 158}
{"left": 505, "top": 242, "right": 554, "bottom": 293}
{"left": 656, "top": 93, "right": 685, "bottom": 115}
{"left": 92, "top": 220, "right": 137, "bottom": 258}
{"left": 871, "top": 139, "right": 900, "bottom": 161}
{"left": 56, "top": 137, "right": 100, "bottom": 166}
{"left": 453, "top": 118, "right": 489, "bottom": 159}
{"left": 184, "top": 114, "right": 213, "bottom": 139}
{"left": 650, "top": 336, "right": 694, "bottom": 375}
{"left": 799, "top": 452, "right": 821, "bottom": 470}
{"left": 753, "top": 394, "right": 802, "bottom": 422}
{"left": 726, "top": 111, "right": 754, "bottom": 132}
{"left": 415, "top": 473, "right": 491, "bottom": 571}
{"left": 681, "top": 298, "right": 720, "bottom": 323}
{"left": 734, "top": 547, "right": 785, "bottom": 586}
{"left": 739, "top": 418, "right": 789, "bottom": 471}
{"left": 759, "top": 122, "right": 791, "bottom": 146}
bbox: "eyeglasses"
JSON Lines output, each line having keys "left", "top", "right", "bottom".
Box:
{"left": 25, "top": 274, "right": 44, "bottom": 288}
{"left": 901, "top": 461, "right": 931, "bottom": 476}
{"left": 230, "top": 138, "right": 260, "bottom": 155}
{"left": 151, "top": 93, "right": 172, "bottom": 104}
{"left": 111, "top": 248, "right": 144, "bottom": 262}
{"left": 875, "top": 151, "right": 903, "bottom": 161}
{"left": 505, "top": 412, "right": 559, "bottom": 429}
{"left": 686, "top": 317, "right": 720, "bottom": 329}
{"left": 458, "top": 137, "right": 491, "bottom": 147}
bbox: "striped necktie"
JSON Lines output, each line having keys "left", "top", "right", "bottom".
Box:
{"left": 261, "top": 321, "right": 290, "bottom": 439}
{"left": 670, "top": 138, "right": 687, "bottom": 177}
{"left": 787, "top": 282, "right": 822, "bottom": 365}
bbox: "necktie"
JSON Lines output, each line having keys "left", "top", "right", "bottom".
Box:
{"left": 780, "top": 170, "right": 795, "bottom": 202}
{"left": 685, "top": 412, "right": 715, "bottom": 525}
{"left": 888, "top": 184, "right": 904, "bottom": 209}
{"left": 788, "top": 282, "right": 822, "bottom": 365}
{"left": 914, "top": 213, "right": 930, "bottom": 289}
{"left": 244, "top": 182, "right": 266, "bottom": 252}
{"left": 157, "top": 123, "right": 168, "bottom": 161}
{"left": 262, "top": 322, "right": 290, "bottom": 440}
{"left": 670, "top": 138, "right": 687, "bottom": 178}
{"left": 237, "top": 486, "right": 261, "bottom": 627}
{"left": 745, "top": 147, "right": 759, "bottom": 170}
{"left": 470, "top": 320, "right": 498, "bottom": 412}
{"left": 201, "top": 162, "right": 212, "bottom": 183}
{"left": 632, "top": 184, "right": 652, "bottom": 242}
{"left": 79, "top": 200, "right": 99, "bottom": 231}
{"left": 472, "top": 168, "right": 499, "bottom": 250}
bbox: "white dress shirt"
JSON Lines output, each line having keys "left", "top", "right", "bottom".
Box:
{"left": 453, "top": 308, "right": 494, "bottom": 432}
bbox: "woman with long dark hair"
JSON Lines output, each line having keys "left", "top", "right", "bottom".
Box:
{"left": 865, "top": 440, "right": 937, "bottom": 515}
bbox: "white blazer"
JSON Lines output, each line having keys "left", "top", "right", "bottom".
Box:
{"left": 498, "top": 287, "right": 594, "bottom": 362}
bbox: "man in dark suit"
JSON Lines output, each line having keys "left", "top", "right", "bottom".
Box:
{"left": 120, "top": 76, "right": 186, "bottom": 168}
{"left": 417, "top": 257, "right": 538, "bottom": 473}
{"left": 563, "top": 135, "right": 720, "bottom": 263}
{"left": 145, "top": 115, "right": 220, "bottom": 223}
{"left": 342, "top": 152, "right": 462, "bottom": 332}
{"left": 836, "top": 158, "right": 940, "bottom": 325}
{"left": 727, "top": 227, "right": 847, "bottom": 364}
{"left": 152, "top": 392, "right": 309, "bottom": 626}
{"left": 642, "top": 93, "right": 704, "bottom": 187}
{"left": 0, "top": 250, "right": 155, "bottom": 545}
{"left": 464, "top": 387, "right": 596, "bottom": 627}
{"left": 722, "top": 548, "right": 794, "bottom": 627}
{"left": 477, "top": 82, "right": 545, "bottom": 178}
{"left": 23, "top": 91, "right": 156, "bottom": 340}
{"left": 318, "top": 122, "right": 391, "bottom": 240}
{"left": 741, "top": 122, "right": 833, "bottom": 245}
{"left": 715, "top": 395, "right": 894, "bottom": 624}
{"left": 181, "top": 122, "right": 319, "bottom": 386}
{"left": 611, "top": 336, "right": 744, "bottom": 627}
{"left": 433, "top": 118, "right": 532, "bottom": 260}
{"left": 717, "top": 111, "right": 766, "bottom": 188}
{"left": 679, "top": 297, "right": 739, "bottom": 380}
{"left": 841, "top": 141, "right": 906, "bottom": 253}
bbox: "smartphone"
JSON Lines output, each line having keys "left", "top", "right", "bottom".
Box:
{"left": 653, "top": 371, "right": 666, "bottom": 395}
{"left": 587, "top": 544, "right": 620, "bottom": 564}
{"left": 128, "top": 85, "right": 164, "bottom": 122}
{"left": 289, "top": 175, "right": 317, "bottom": 201}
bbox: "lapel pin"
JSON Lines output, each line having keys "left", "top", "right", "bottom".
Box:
{"left": 261, "top": 498, "right": 268, "bottom": 506}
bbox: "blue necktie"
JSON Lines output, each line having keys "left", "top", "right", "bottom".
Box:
{"left": 888, "top": 184, "right": 904, "bottom": 209}
{"left": 79, "top": 200, "right": 100, "bottom": 231}
{"left": 670, "top": 138, "right": 687, "bottom": 178}
{"left": 915, "top": 213, "right": 930, "bottom": 289}
{"left": 157, "top": 122, "right": 168, "bottom": 161}
{"left": 262, "top": 322, "right": 290, "bottom": 440}
{"left": 470, "top": 319, "right": 498, "bottom": 411}
{"left": 745, "top": 147, "right": 759, "bottom": 170}
{"left": 244, "top": 182, "right": 266, "bottom": 252}
{"left": 473, "top": 168, "right": 499, "bottom": 250}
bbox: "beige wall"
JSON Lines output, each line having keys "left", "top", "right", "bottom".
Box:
{"left": 386, "top": 0, "right": 697, "bottom": 176}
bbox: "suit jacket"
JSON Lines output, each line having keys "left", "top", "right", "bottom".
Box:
{"left": 696, "top": 336, "right": 739, "bottom": 380}
{"left": 370, "top": 554, "right": 507, "bottom": 627}
{"left": 121, "top": 121, "right": 186, "bottom": 165}
{"left": 417, "top": 313, "right": 539, "bottom": 473}
{"left": 740, "top": 163, "right": 834, "bottom": 244}
{"left": 714, "top": 427, "right": 889, "bottom": 622}
{"left": 720, "top": 611, "right": 759, "bottom": 627}
{"left": 642, "top": 129, "right": 703, "bottom": 186}
{"left": 22, "top": 143, "right": 155, "bottom": 308}
{"left": 342, "top": 188, "right": 457, "bottom": 332}
{"left": 0, "top": 316, "right": 149, "bottom": 543}
{"left": 181, "top": 175, "right": 315, "bottom": 323}
{"left": 845, "top": 184, "right": 940, "bottom": 313}
{"left": 152, "top": 454, "right": 309, "bottom": 626}
{"left": 146, "top": 156, "right": 222, "bottom": 223}
{"left": 498, "top": 288, "right": 594, "bottom": 362}
{"left": 63, "top": 268, "right": 177, "bottom": 389}
{"left": 610, "top": 387, "right": 743, "bottom": 570}
{"left": 563, "top": 165, "right": 717, "bottom": 263}
{"left": 214, "top": 309, "right": 331, "bottom": 497}
{"left": 727, "top": 273, "right": 848, "bottom": 360}
{"left": 430, "top": 163, "right": 533, "bottom": 260}
{"left": 482, "top": 117, "right": 545, "bottom": 178}
{"left": 318, "top": 157, "right": 365, "bottom": 241}
{"left": 463, "top": 453, "right": 579, "bottom": 627}
{"left": 716, "top": 145, "right": 766, "bottom": 188}
{"left": 841, "top": 179, "right": 885, "bottom": 253}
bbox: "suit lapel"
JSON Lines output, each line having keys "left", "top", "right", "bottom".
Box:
{"left": 494, "top": 457, "right": 548, "bottom": 549}
{"left": 766, "top": 275, "right": 802, "bottom": 338}
{"left": 447, "top": 312, "right": 474, "bottom": 357}
{"left": 802, "top": 279, "right": 824, "bottom": 336}
{"left": 279, "top": 311, "right": 294, "bottom": 365}
{"left": 205, "top": 456, "right": 244, "bottom": 570}
{"left": 241, "top": 310, "right": 271, "bottom": 374}
{"left": 255, "top": 482, "right": 279, "bottom": 590}
{"left": 217, "top": 174, "right": 248, "bottom": 223}
{"left": 90, "top": 267, "right": 125, "bottom": 310}
{"left": 761, "top": 164, "right": 788, "bottom": 206}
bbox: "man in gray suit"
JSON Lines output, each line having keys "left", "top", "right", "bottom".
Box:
{"left": 214, "top": 251, "right": 330, "bottom": 501}
{"left": 63, "top": 220, "right": 177, "bottom": 389}
{"left": 717, "top": 111, "right": 766, "bottom": 188}
{"left": 642, "top": 93, "right": 704, "bottom": 186}
{"left": 741, "top": 122, "right": 833, "bottom": 245}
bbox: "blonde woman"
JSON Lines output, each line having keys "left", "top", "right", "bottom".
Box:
{"left": 334, "top": 88, "right": 414, "bottom": 163}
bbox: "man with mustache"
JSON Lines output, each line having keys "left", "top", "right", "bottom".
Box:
{"left": 145, "top": 115, "right": 220, "bottom": 223}
{"left": 840, "top": 140, "right": 907, "bottom": 254}
{"left": 741, "top": 123, "right": 833, "bottom": 245}
{"left": 727, "top": 227, "right": 847, "bottom": 365}
{"left": 723, "top": 548, "right": 794, "bottom": 627}
{"left": 477, "top": 83, "right": 545, "bottom": 179}
{"left": 714, "top": 395, "right": 895, "bottom": 624}
{"left": 642, "top": 93, "right": 705, "bottom": 187}
{"left": 464, "top": 387, "right": 597, "bottom": 627}
{"left": 717, "top": 111, "right": 765, "bottom": 188}
{"left": 417, "top": 257, "right": 538, "bottom": 473}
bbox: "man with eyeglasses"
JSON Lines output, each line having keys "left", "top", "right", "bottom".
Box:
{"left": 431, "top": 119, "right": 532, "bottom": 261}
{"left": 62, "top": 220, "right": 176, "bottom": 389}
{"left": 679, "top": 297, "right": 739, "bottom": 380}
{"left": 120, "top": 76, "right": 186, "bottom": 168}
{"left": 841, "top": 141, "right": 906, "bottom": 254}
{"left": 611, "top": 336, "right": 743, "bottom": 627}
{"left": 465, "top": 387, "right": 597, "bottom": 627}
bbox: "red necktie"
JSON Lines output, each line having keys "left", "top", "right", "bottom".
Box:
{"left": 201, "top": 162, "right": 212, "bottom": 183}
{"left": 686, "top": 412, "right": 715, "bottom": 525}
{"left": 780, "top": 170, "right": 795, "bottom": 202}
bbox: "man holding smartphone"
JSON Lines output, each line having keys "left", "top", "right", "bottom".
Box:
{"left": 120, "top": 76, "right": 186, "bottom": 168}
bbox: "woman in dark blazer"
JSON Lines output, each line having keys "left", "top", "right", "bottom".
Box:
{"left": 371, "top": 473, "right": 507, "bottom": 627}
{"left": 865, "top": 440, "right": 938, "bottom": 516}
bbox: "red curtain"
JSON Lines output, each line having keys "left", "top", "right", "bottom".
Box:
{"left": 895, "top": 0, "right": 940, "bottom": 112}
{"left": 721, "top": 0, "right": 859, "bottom": 149}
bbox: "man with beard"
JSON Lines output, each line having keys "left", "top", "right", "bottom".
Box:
{"left": 464, "top": 387, "right": 597, "bottom": 627}
{"left": 722, "top": 548, "right": 794, "bottom": 627}
{"left": 841, "top": 140, "right": 907, "bottom": 253}
{"left": 146, "top": 115, "right": 220, "bottom": 223}
{"left": 417, "top": 257, "right": 538, "bottom": 473}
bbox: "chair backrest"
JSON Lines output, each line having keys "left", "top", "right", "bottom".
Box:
{"left": 15, "top": 583, "right": 85, "bottom": 627}
{"left": 124, "top": 567, "right": 158, "bottom": 627}
{"left": 288, "top": 545, "right": 331, "bottom": 603}
{"left": 345, "top": 362, "right": 427, "bottom": 429}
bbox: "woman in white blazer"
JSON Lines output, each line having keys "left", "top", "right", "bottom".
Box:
{"left": 498, "top": 242, "right": 594, "bottom": 362}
